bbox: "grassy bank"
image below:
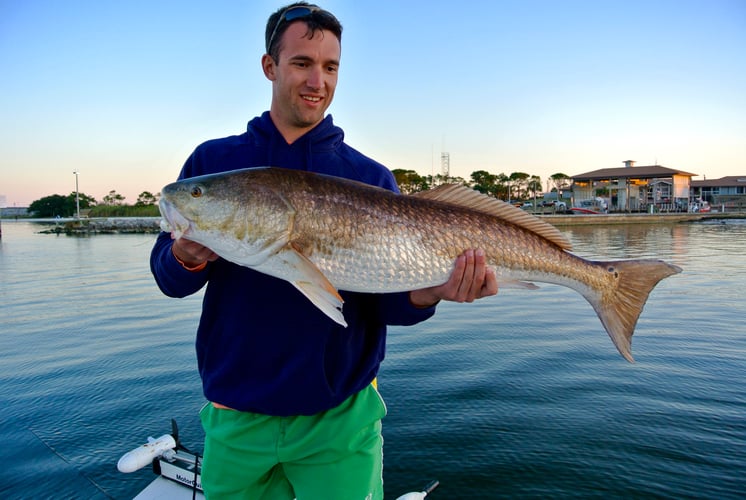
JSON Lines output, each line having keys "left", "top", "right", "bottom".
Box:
{"left": 87, "top": 205, "right": 160, "bottom": 217}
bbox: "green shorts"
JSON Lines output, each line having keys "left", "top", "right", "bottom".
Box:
{"left": 199, "top": 384, "right": 387, "bottom": 500}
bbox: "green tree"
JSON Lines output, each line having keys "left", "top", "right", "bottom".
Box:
{"left": 509, "top": 172, "right": 530, "bottom": 200}
{"left": 136, "top": 191, "right": 159, "bottom": 206}
{"left": 29, "top": 194, "right": 68, "bottom": 217}
{"left": 392, "top": 169, "right": 429, "bottom": 194}
{"left": 495, "top": 173, "right": 510, "bottom": 200}
{"left": 549, "top": 173, "right": 571, "bottom": 193}
{"left": 427, "top": 173, "right": 466, "bottom": 188}
{"left": 469, "top": 170, "right": 497, "bottom": 196}
{"left": 103, "top": 190, "right": 125, "bottom": 205}
{"left": 28, "top": 192, "right": 95, "bottom": 217}
{"left": 527, "top": 175, "right": 542, "bottom": 199}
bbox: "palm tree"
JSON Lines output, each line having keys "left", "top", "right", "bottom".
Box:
{"left": 509, "top": 172, "right": 530, "bottom": 201}
{"left": 527, "top": 175, "right": 542, "bottom": 203}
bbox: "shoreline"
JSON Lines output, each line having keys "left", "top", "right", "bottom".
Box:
{"left": 9, "top": 211, "right": 746, "bottom": 236}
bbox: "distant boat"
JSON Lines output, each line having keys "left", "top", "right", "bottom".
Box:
{"left": 569, "top": 207, "right": 601, "bottom": 214}
{"left": 571, "top": 198, "right": 607, "bottom": 214}
{"left": 691, "top": 201, "right": 711, "bottom": 213}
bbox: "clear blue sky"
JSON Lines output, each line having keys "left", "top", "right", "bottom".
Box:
{"left": 1, "top": 0, "right": 744, "bottom": 207}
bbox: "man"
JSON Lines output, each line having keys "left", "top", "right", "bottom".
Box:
{"left": 150, "top": 3, "right": 497, "bottom": 499}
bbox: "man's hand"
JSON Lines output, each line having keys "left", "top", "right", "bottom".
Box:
{"left": 171, "top": 235, "right": 219, "bottom": 268}
{"left": 409, "top": 249, "right": 498, "bottom": 308}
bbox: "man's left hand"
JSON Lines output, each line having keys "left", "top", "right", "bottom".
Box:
{"left": 409, "top": 249, "right": 498, "bottom": 308}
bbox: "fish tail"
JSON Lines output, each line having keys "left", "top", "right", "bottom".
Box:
{"left": 587, "top": 259, "right": 682, "bottom": 362}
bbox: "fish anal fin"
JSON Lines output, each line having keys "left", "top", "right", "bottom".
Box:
{"left": 498, "top": 279, "right": 540, "bottom": 290}
{"left": 413, "top": 185, "right": 572, "bottom": 250}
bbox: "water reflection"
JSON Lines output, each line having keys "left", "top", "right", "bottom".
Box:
{"left": 1, "top": 220, "right": 745, "bottom": 499}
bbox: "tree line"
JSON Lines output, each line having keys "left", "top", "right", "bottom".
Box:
{"left": 25, "top": 169, "right": 572, "bottom": 218}
{"left": 392, "top": 169, "right": 572, "bottom": 200}
{"left": 28, "top": 190, "right": 160, "bottom": 218}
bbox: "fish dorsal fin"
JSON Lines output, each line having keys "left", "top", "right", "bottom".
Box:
{"left": 412, "top": 184, "right": 572, "bottom": 250}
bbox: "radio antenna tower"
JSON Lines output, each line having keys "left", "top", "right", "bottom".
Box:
{"left": 440, "top": 152, "right": 450, "bottom": 179}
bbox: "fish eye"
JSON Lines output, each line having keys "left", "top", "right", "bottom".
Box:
{"left": 190, "top": 185, "right": 203, "bottom": 198}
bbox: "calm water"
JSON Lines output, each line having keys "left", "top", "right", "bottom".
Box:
{"left": 1, "top": 220, "right": 744, "bottom": 499}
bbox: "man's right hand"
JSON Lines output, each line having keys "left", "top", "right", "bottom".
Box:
{"left": 171, "top": 235, "right": 219, "bottom": 268}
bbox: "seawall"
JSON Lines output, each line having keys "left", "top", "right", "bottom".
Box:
{"left": 538, "top": 212, "right": 744, "bottom": 226}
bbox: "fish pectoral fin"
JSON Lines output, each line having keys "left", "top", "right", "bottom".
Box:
{"left": 279, "top": 247, "right": 347, "bottom": 327}
{"left": 497, "top": 279, "right": 540, "bottom": 290}
{"left": 293, "top": 280, "right": 347, "bottom": 327}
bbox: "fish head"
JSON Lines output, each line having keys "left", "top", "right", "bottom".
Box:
{"left": 158, "top": 168, "right": 296, "bottom": 266}
{"left": 158, "top": 180, "right": 209, "bottom": 240}
{"left": 159, "top": 174, "right": 244, "bottom": 239}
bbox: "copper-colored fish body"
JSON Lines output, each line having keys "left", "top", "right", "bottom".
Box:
{"left": 160, "top": 167, "right": 682, "bottom": 361}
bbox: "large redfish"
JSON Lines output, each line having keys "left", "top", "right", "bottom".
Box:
{"left": 159, "top": 167, "right": 682, "bottom": 362}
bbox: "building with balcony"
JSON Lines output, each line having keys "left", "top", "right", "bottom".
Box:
{"left": 690, "top": 176, "right": 746, "bottom": 210}
{"left": 571, "top": 160, "right": 697, "bottom": 212}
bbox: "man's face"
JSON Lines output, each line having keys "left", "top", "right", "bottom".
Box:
{"left": 263, "top": 22, "right": 341, "bottom": 143}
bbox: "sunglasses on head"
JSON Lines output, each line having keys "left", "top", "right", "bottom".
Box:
{"left": 266, "top": 5, "right": 321, "bottom": 54}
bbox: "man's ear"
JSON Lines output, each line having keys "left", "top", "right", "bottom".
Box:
{"left": 261, "top": 54, "right": 276, "bottom": 81}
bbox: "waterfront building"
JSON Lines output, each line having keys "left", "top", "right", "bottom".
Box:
{"left": 690, "top": 176, "right": 746, "bottom": 210}
{"left": 0, "top": 207, "right": 29, "bottom": 217}
{"left": 571, "top": 161, "right": 696, "bottom": 212}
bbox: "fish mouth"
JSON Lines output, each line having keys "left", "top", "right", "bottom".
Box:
{"left": 158, "top": 199, "right": 191, "bottom": 239}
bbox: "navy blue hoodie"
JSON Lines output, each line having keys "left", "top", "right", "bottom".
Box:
{"left": 150, "top": 113, "right": 436, "bottom": 416}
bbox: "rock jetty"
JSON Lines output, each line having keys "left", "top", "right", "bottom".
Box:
{"left": 40, "top": 218, "right": 162, "bottom": 235}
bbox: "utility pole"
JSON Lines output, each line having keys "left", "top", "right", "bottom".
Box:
{"left": 73, "top": 171, "right": 80, "bottom": 219}
{"left": 0, "top": 194, "right": 5, "bottom": 240}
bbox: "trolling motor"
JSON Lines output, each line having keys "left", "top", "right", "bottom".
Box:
{"left": 395, "top": 479, "right": 440, "bottom": 500}
{"left": 117, "top": 433, "right": 176, "bottom": 473}
{"left": 118, "top": 419, "right": 203, "bottom": 496}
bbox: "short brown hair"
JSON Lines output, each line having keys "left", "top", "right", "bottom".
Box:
{"left": 265, "top": 2, "right": 343, "bottom": 62}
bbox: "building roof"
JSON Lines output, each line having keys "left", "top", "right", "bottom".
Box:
{"left": 690, "top": 176, "right": 746, "bottom": 187}
{"left": 572, "top": 165, "right": 697, "bottom": 180}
